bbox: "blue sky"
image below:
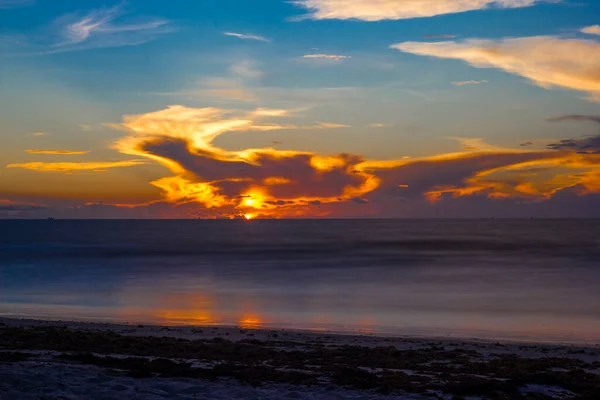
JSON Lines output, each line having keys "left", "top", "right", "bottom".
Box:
{"left": 1, "top": 0, "right": 600, "bottom": 218}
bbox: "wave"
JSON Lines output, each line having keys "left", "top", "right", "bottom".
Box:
{"left": 2, "top": 237, "right": 598, "bottom": 260}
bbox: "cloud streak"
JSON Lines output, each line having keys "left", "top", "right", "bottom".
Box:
{"left": 25, "top": 149, "right": 89, "bottom": 155}
{"left": 546, "top": 136, "right": 600, "bottom": 154}
{"left": 223, "top": 32, "right": 270, "bottom": 42}
{"left": 0, "top": 200, "right": 49, "bottom": 216}
{"left": 423, "top": 34, "right": 457, "bottom": 39}
{"left": 452, "top": 80, "right": 488, "bottom": 86}
{"left": 547, "top": 115, "right": 600, "bottom": 124}
{"left": 302, "top": 54, "right": 351, "bottom": 61}
{"left": 0, "top": 0, "right": 32, "bottom": 9}
{"left": 0, "top": 199, "right": 47, "bottom": 209}
{"left": 54, "top": 4, "right": 172, "bottom": 51}
{"left": 5, "top": 3, "right": 173, "bottom": 55}
{"left": 392, "top": 36, "right": 600, "bottom": 102}
{"left": 293, "top": 0, "right": 540, "bottom": 21}
{"left": 7, "top": 160, "right": 147, "bottom": 172}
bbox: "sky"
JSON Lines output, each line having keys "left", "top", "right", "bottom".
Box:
{"left": 1, "top": 0, "right": 600, "bottom": 219}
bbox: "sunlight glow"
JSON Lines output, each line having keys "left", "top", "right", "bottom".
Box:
{"left": 239, "top": 315, "right": 263, "bottom": 329}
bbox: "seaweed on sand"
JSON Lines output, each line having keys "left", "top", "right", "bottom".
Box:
{"left": 1, "top": 325, "right": 599, "bottom": 398}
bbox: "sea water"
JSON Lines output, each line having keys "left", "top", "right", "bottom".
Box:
{"left": 1, "top": 219, "right": 599, "bottom": 343}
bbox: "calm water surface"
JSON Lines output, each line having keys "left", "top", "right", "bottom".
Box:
{"left": 1, "top": 219, "right": 599, "bottom": 343}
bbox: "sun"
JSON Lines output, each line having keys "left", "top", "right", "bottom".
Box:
{"left": 244, "top": 214, "right": 255, "bottom": 220}
{"left": 241, "top": 188, "right": 267, "bottom": 209}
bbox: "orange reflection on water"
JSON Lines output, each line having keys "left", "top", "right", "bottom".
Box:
{"left": 158, "top": 310, "right": 217, "bottom": 325}
{"left": 355, "top": 317, "right": 376, "bottom": 334}
{"left": 308, "top": 315, "right": 333, "bottom": 332}
{"left": 151, "top": 293, "right": 219, "bottom": 325}
{"left": 239, "top": 314, "right": 264, "bottom": 329}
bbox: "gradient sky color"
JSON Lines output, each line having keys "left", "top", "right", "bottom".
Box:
{"left": 1, "top": 0, "right": 600, "bottom": 218}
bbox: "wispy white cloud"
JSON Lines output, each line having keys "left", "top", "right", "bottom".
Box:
{"left": 293, "top": 0, "right": 540, "bottom": 21}
{"left": 0, "top": 0, "right": 33, "bottom": 9}
{"left": 452, "top": 80, "right": 488, "bottom": 86}
{"left": 224, "top": 32, "right": 270, "bottom": 42}
{"left": 229, "top": 60, "right": 263, "bottom": 79}
{"left": 423, "top": 34, "right": 457, "bottom": 39}
{"left": 4, "top": 3, "right": 173, "bottom": 55}
{"left": 31, "top": 132, "right": 50, "bottom": 137}
{"left": 581, "top": 25, "right": 600, "bottom": 36}
{"left": 54, "top": 4, "right": 172, "bottom": 50}
{"left": 302, "top": 54, "right": 351, "bottom": 61}
{"left": 392, "top": 36, "right": 600, "bottom": 102}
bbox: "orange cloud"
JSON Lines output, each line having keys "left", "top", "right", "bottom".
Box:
{"left": 359, "top": 144, "right": 600, "bottom": 210}
{"left": 263, "top": 177, "right": 293, "bottom": 185}
{"left": 25, "top": 149, "right": 89, "bottom": 155}
{"left": 423, "top": 154, "right": 600, "bottom": 203}
{"left": 7, "top": 160, "right": 147, "bottom": 172}
{"left": 107, "top": 106, "right": 376, "bottom": 218}
{"left": 392, "top": 36, "right": 600, "bottom": 101}
{"left": 103, "top": 105, "right": 600, "bottom": 218}
{"left": 0, "top": 199, "right": 49, "bottom": 209}
{"left": 581, "top": 25, "right": 600, "bottom": 36}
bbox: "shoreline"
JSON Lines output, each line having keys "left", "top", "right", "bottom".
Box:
{"left": 4, "top": 312, "right": 600, "bottom": 346}
{"left": 1, "top": 317, "right": 599, "bottom": 399}
{"left": 3, "top": 316, "right": 600, "bottom": 349}
{"left": 3, "top": 315, "right": 600, "bottom": 348}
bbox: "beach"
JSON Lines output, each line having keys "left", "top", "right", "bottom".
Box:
{"left": 2, "top": 220, "right": 600, "bottom": 399}
{"left": 3, "top": 0, "right": 600, "bottom": 397}
{"left": 1, "top": 317, "right": 599, "bottom": 399}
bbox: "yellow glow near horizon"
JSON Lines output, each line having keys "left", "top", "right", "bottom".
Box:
{"left": 7, "top": 103, "right": 600, "bottom": 219}
{"left": 239, "top": 315, "right": 263, "bottom": 329}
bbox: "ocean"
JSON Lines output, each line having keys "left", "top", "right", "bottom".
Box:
{"left": 1, "top": 219, "right": 599, "bottom": 343}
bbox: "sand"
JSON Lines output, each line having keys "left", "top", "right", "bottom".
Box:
{"left": 1, "top": 318, "right": 599, "bottom": 399}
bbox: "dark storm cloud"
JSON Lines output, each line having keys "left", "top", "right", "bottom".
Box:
{"left": 367, "top": 152, "right": 558, "bottom": 199}
{"left": 140, "top": 137, "right": 370, "bottom": 201}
